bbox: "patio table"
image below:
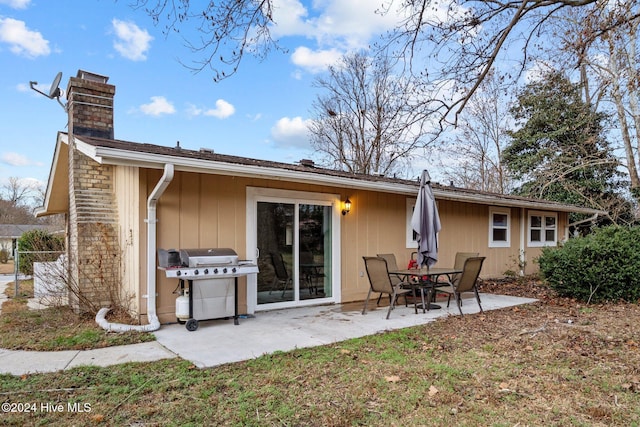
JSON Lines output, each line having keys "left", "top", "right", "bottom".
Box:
{"left": 389, "top": 268, "right": 462, "bottom": 312}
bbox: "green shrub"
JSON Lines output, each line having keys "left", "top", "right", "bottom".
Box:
{"left": 17, "top": 229, "right": 65, "bottom": 276}
{"left": 538, "top": 226, "right": 640, "bottom": 303}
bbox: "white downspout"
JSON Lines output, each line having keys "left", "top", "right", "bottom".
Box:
{"left": 96, "top": 163, "right": 175, "bottom": 332}
{"left": 519, "top": 209, "right": 526, "bottom": 276}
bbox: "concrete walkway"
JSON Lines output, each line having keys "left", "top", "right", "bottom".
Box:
{"left": 0, "top": 275, "right": 537, "bottom": 376}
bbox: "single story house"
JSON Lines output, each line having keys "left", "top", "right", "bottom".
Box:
{"left": 36, "top": 70, "right": 605, "bottom": 327}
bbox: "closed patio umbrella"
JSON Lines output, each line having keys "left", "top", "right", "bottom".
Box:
{"left": 411, "top": 170, "right": 441, "bottom": 268}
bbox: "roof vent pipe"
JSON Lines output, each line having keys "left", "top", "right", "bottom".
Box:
{"left": 96, "top": 163, "right": 175, "bottom": 332}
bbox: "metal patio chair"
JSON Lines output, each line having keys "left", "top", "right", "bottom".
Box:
{"left": 269, "top": 252, "right": 292, "bottom": 297}
{"left": 432, "top": 256, "right": 485, "bottom": 316}
{"left": 362, "top": 256, "right": 416, "bottom": 319}
{"left": 441, "top": 251, "right": 479, "bottom": 285}
{"left": 377, "top": 253, "right": 404, "bottom": 291}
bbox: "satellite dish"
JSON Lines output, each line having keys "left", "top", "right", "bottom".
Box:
{"left": 48, "top": 71, "right": 62, "bottom": 98}
{"left": 29, "top": 71, "right": 66, "bottom": 111}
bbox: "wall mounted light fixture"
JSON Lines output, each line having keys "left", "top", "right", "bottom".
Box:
{"left": 342, "top": 198, "right": 352, "bottom": 216}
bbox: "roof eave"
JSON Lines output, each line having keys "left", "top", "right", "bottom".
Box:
{"left": 432, "top": 190, "right": 606, "bottom": 215}
{"left": 79, "top": 138, "right": 606, "bottom": 216}
{"left": 36, "top": 133, "right": 70, "bottom": 217}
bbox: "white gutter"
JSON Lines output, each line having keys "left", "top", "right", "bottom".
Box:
{"left": 67, "top": 134, "right": 605, "bottom": 216}
{"left": 96, "top": 163, "right": 174, "bottom": 332}
{"left": 519, "top": 209, "right": 526, "bottom": 276}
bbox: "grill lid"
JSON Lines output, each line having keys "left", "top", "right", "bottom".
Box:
{"left": 179, "top": 248, "right": 238, "bottom": 267}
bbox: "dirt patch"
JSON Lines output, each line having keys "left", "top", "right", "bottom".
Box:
{"left": 0, "top": 260, "right": 14, "bottom": 275}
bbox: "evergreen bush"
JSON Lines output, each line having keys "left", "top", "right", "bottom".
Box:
{"left": 538, "top": 226, "right": 640, "bottom": 303}
{"left": 16, "top": 229, "right": 65, "bottom": 276}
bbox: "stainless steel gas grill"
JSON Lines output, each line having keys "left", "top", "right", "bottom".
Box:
{"left": 158, "top": 248, "right": 259, "bottom": 331}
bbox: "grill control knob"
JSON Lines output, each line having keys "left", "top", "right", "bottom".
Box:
{"left": 232, "top": 267, "right": 237, "bottom": 273}
{"left": 176, "top": 270, "right": 182, "bottom": 276}
{"left": 194, "top": 269, "right": 199, "bottom": 275}
{"left": 204, "top": 268, "right": 209, "bottom": 274}
{"left": 223, "top": 268, "right": 228, "bottom": 273}
{"left": 213, "top": 268, "right": 218, "bottom": 274}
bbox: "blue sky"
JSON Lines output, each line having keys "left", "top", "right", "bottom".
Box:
{"left": 0, "top": 0, "right": 416, "bottom": 190}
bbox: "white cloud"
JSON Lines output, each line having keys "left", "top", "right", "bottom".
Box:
{"left": 139, "top": 96, "right": 175, "bottom": 116}
{"left": 111, "top": 19, "right": 153, "bottom": 61}
{"left": 188, "top": 99, "right": 235, "bottom": 119}
{"left": 0, "top": 18, "right": 50, "bottom": 58}
{"left": 270, "top": 116, "right": 312, "bottom": 148}
{"left": 271, "top": 0, "right": 402, "bottom": 48}
{"left": 270, "top": 0, "right": 310, "bottom": 35}
{"left": 1, "top": 152, "right": 42, "bottom": 167}
{"left": 206, "top": 99, "right": 235, "bottom": 118}
{"left": 291, "top": 46, "right": 342, "bottom": 73}
{"left": 270, "top": 0, "right": 412, "bottom": 74}
{"left": 0, "top": 0, "right": 31, "bottom": 9}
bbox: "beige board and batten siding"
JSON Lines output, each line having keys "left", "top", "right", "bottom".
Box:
{"left": 137, "top": 169, "right": 351, "bottom": 323}
{"left": 342, "top": 189, "right": 412, "bottom": 303}
{"left": 141, "top": 170, "right": 246, "bottom": 322}
{"left": 100, "top": 163, "right": 146, "bottom": 319}
{"left": 140, "top": 170, "right": 266, "bottom": 323}
{"left": 437, "top": 200, "right": 568, "bottom": 276}
{"left": 342, "top": 194, "right": 522, "bottom": 304}
{"left": 131, "top": 167, "right": 570, "bottom": 323}
{"left": 436, "top": 200, "right": 515, "bottom": 277}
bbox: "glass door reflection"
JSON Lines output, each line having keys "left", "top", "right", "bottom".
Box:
{"left": 299, "top": 204, "right": 332, "bottom": 300}
{"left": 257, "top": 202, "right": 294, "bottom": 304}
{"left": 256, "top": 201, "right": 332, "bottom": 306}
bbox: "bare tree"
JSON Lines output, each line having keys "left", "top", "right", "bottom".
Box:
{"left": 545, "top": 1, "right": 640, "bottom": 200}
{"left": 1, "top": 177, "right": 40, "bottom": 206}
{"left": 387, "top": 1, "right": 640, "bottom": 123}
{"left": 133, "top": 1, "right": 640, "bottom": 118}
{"left": 0, "top": 177, "right": 57, "bottom": 224}
{"left": 308, "top": 52, "right": 432, "bottom": 176}
{"left": 132, "top": 0, "right": 279, "bottom": 81}
{"left": 439, "top": 70, "right": 513, "bottom": 193}
{"left": 0, "top": 199, "right": 36, "bottom": 224}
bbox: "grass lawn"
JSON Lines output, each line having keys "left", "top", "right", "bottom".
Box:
{"left": 0, "top": 278, "right": 639, "bottom": 425}
{"left": 0, "top": 280, "right": 154, "bottom": 351}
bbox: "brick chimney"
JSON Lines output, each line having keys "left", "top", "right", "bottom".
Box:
{"left": 66, "top": 70, "right": 115, "bottom": 139}
{"left": 65, "top": 70, "right": 120, "bottom": 314}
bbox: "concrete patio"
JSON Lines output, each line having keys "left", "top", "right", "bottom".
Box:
{"left": 153, "top": 293, "right": 537, "bottom": 368}
{"left": 0, "top": 274, "right": 536, "bottom": 376}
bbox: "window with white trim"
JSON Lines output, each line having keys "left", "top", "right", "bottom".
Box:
{"left": 406, "top": 198, "right": 440, "bottom": 248}
{"left": 528, "top": 211, "right": 557, "bottom": 247}
{"left": 406, "top": 198, "right": 417, "bottom": 248}
{"left": 489, "top": 207, "right": 510, "bottom": 248}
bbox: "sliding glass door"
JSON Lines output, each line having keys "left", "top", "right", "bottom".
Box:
{"left": 257, "top": 202, "right": 295, "bottom": 304}
{"left": 247, "top": 188, "right": 339, "bottom": 311}
{"left": 298, "top": 204, "right": 332, "bottom": 300}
